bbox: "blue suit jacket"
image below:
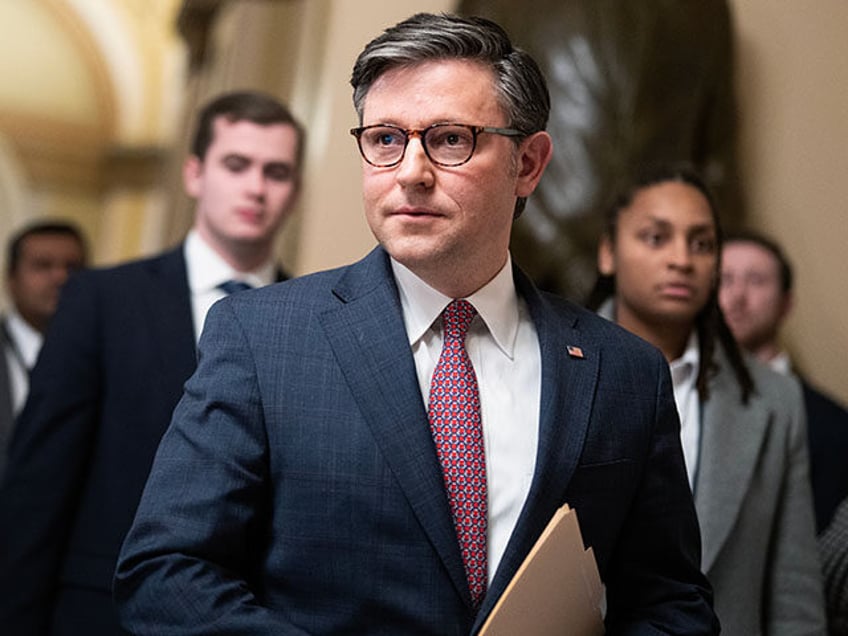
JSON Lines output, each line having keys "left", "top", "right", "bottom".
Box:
{"left": 0, "top": 247, "right": 197, "bottom": 636}
{"left": 801, "top": 378, "right": 848, "bottom": 534}
{"left": 0, "top": 320, "right": 15, "bottom": 478}
{"left": 115, "top": 247, "right": 717, "bottom": 635}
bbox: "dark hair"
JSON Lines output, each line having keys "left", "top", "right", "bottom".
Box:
{"left": 586, "top": 162, "right": 755, "bottom": 404}
{"left": 350, "top": 12, "right": 550, "bottom": 217}
{"left": 723, "top": 229, "right": 793, "bottom": 294}
{"left": 7, "top": 221, "right": 88, "bottom": 276}
{"left": 190, "top": 90, "right": 305, "bottom": 167}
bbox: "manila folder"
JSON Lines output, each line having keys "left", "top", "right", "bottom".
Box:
{"left": 479, "top": 503, "right": 604, "bottom": 636}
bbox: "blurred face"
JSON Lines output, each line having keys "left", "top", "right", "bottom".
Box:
{"left": 359, "top": 59, "right": 551, "bottom": 297}
{"left": 185, "top": 117, "right": 300, "bottom": 267}
{"left": 599, "top": 181, "right": 718, "bottom": 335}
{"left": 8, "top": 233, "right": 85, "bottom": 332}
{"left": 719, "top": 241, "right": 789, "bottom": 351}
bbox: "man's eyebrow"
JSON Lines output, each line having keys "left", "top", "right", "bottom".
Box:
{"left": 689, "top": 224, "right": 716, "bottom": 235}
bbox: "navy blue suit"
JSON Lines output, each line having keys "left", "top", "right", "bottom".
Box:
{"left": 0, "top": 247, "right": 201, "bottom": 635}
{"left": 801, "top": 378, "right": 848, "bottom": 533}
{"left": 0, "top": 321, "right": 15, "bottom": 477}
{"left": 115, "top": 247, "right": 717, "bottom": 635}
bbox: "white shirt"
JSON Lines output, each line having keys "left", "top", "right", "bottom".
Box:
{"left": 669, "top": 331, "right": 701, "bottom": 489}
{"left": 2, "top": 309, "right": 43, "bottom": 415}
{"left": 184, "top": 230, "right": 276, "bottom": 342}
{"left": 391, "top": 255, "right": 541, "bottom": 584}
{"left": 767, "top": 350, "right": 792, "bottom": 376}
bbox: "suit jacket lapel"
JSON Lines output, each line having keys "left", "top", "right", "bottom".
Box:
{"left": 0, "top": 320, "right": 14, "bottom": 463}
{"left": 478, "top": 270, "right": 601, "bottom": 621}
{"left": 696, "top": 348, "right": 769, "bottom": 572}
{"left": 145, "top": 247, "right": 197, "bottom": 397}
{"left": 318, "top": 248, "right": 471, "bottom": 603}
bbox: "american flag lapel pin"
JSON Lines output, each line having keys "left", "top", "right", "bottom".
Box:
{"left": 566, "top": 345, "right": 585, "bottom": 359}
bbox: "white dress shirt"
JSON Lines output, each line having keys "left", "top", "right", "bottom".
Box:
{"left": 767, "top": 350, "right": 792, "bottom": 376}
{"left": 2, "top": 309, "right": 43, "bottom": 415}
{"left": 184, "top": 230, "right": 276, "bottom": 342}
{"left": 669, "top": 331, "right": 701, "bottom": 490}
{"left": 391, "top": 255, "right": 541, "bottom": 584}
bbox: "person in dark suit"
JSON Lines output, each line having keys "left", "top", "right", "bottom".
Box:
{"left": 588, "top": 164, "right": 826, "bottom": 634}
{"left": 1, "top": 221, "right": 87, "bottom": 475}
{"left": 821, "top": 495, "right": 848, "bottom": 635}
{"left": 0, "top": 90, "right": 304, "bottom": 636}
{"left": 114, "top": 14, "right": 717, "bottom": 635}
{"left": 719, "top": 229, "right": 848, "bottom": 535}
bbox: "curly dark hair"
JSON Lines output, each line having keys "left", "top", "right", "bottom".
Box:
{"left": 586, "top": 162, "right": 754, "bottom": 404}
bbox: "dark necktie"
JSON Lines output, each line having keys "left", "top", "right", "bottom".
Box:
{"left": 428, "top": 299, "right": 487, "bottom": 607}
{"left": 218, "top": 280, "right": 253, "bottom": 295}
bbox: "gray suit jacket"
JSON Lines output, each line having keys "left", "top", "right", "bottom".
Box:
{"left": 596, "top": 300, "right": 825, "bottom": 635}
{"left": 696, "top": 347, "right": 826, "bottom": 636}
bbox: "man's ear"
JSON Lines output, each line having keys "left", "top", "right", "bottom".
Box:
{"left": 182, "top": 156, "right": 203, "bottom": 198}
{"left": 598, "top": 235, "right": 616, "bottom": 276}
{"left": 514, "top": 131, "right": 553, "bottom": 198}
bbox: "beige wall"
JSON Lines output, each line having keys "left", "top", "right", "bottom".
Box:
{"left": 730, "top": 0, "right": 848, "bottom": 404}
{"left": 291, "top": 0, "right": 457, "bottom": 275}
{"left": 0, "top": 0, "right": 186, "bottom": 278}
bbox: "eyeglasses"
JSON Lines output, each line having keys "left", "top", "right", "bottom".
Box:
{"left": 350, "top": 123, "right": 526, "bottom": 168}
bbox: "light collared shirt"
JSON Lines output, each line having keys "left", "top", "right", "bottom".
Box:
{"left": 2, "top": 309, "right": 43, "bottom": 415}
{"left": 767, "top": 350, "right": 792, "bottom": 376}
{"left": 669, "top": 331, "right": 701, "bottom": 489}
{"left": 391, "top": 255, "right": 541, "bottom": 584}
{"left": 184, "top": 230, "right": 276, "bottom": 342}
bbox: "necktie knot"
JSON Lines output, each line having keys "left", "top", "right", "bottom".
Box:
{"left": 218, "top": 280, "right": 253, "bottom": 295}
{"left": 442, "top": 299, "right": 477, "bottom": 342}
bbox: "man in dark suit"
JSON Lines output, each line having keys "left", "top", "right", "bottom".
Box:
{"left": 0, "top": 91, "right": 304, "bottom": 636}
{"left": 821, "top": 495, "right": 848, "bottom": 634}
{"left": 720, "top": 229, "right": 848, "bottom": 535}
{"left": 114, "top": 14, "right": 717, "bottom": 635}
{"left": 1, "top": 221, "right": 87, "bottom": 475}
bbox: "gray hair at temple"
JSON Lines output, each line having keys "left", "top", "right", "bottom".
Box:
{"left": 350, "top": 13, "right": 550, "bottom": 216}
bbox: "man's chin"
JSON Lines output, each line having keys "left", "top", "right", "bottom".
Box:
{"left": 380, "top": 236, "right": 442, "bottom": 265}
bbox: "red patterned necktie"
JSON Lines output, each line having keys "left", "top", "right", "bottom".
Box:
{"left": 428, "top": 299, "right": 487, "bottom": 607}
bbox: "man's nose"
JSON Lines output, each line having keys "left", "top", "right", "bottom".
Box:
{"left": 719, "top": 276, "right": 744, "bottom": 306}
{"left": 246, "top": 167, "right": 267, "bottom": 197}
{"left": 51, "top": 264, "right": 73, "bottom": 287}
{"left": 395, "top": 136, "right": 435, "bottom": 188}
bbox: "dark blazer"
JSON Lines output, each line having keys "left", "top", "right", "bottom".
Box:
{"left": 0, "top": 247, "right": 197, "bottom": 636}
{"left": 820, "top": 496, "right": 848, "bottom": 635}
{"left": 0, "top": 321, "right": 14, "bottom": 477}
{"left": 115, "top": 246, "right": 717, "bottom": 635}
{"left": 801, "top": 378, "right": 848, "bottom": 534}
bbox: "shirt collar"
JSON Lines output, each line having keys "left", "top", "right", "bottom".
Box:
{"left": 768, "top": 350, "right": 792, "bottom": 376}
{"left": 597, "top": 297, "right": 700, "bottom": 373}
{"left": 185, "top": 229, "right": 276, "bottom": 293}
{"left": 4, "top": 308, "right": 42, "bottom": 367}
{"left": 390, "top": 255, "right": 521, "bottom": 358}
{"left": 670, "top": 330, "right": 700, "bottom": 377}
